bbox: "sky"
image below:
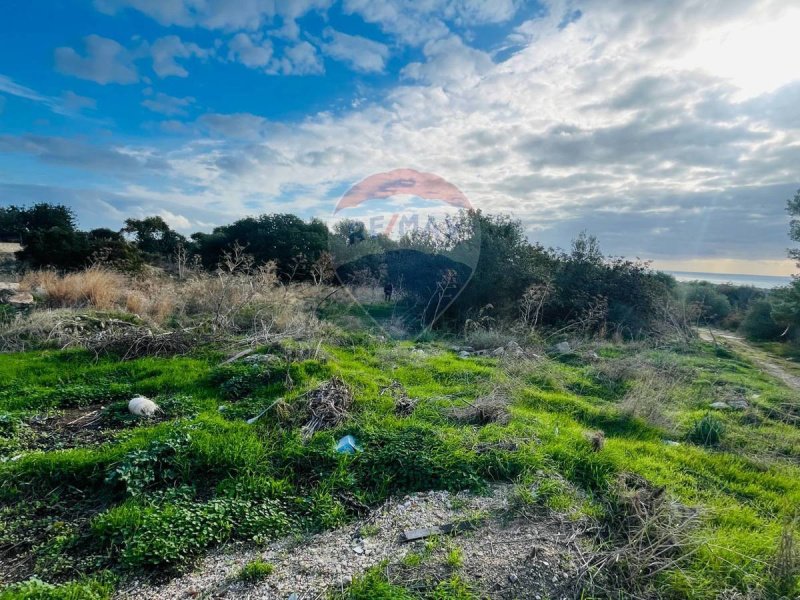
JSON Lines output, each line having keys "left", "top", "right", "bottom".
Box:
{"left": 1, "top": 0, "right": 799, "bottom": 276}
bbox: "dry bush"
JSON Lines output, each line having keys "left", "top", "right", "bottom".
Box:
{"left": 577, "top": 473, "right": 702, "bottom": 597}
{"left": 380, "top": 380, "right": 418, "bottom": 416}
{"left": 449, "top": 389, "right": 511, "bottom": 425}
{"left": 619, "top": 370, "right": 678, "bottom": 432}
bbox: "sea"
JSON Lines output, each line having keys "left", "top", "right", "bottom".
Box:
{"left": 666, "top": 271, "right": 793, "bottom": 289}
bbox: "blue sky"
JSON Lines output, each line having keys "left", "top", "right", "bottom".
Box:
{"left": 1, "top": 0, "right": 800, "bottom": 275}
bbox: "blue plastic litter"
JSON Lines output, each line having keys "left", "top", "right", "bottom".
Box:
{"left": 335, "top": 434, "right": 361, "bottom": 454}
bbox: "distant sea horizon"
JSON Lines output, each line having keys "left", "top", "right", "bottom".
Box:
{"left": 664, "top": 270, "right": 793, "bottom": 289}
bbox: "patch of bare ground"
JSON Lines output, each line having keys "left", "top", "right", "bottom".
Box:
{"left": 117, "top": 485, "right": 584, "bottom": 600}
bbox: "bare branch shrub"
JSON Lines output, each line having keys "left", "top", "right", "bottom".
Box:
{"left": 577, "top": 473, "right": 703, "bottom": 597}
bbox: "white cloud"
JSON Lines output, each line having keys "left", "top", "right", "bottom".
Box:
{"left": 321, "top": 28, "right": 390, "bottom": 73}
{"left": 401, "top": 35, "right": 492, "bottom": 88}
{"left": 227, "top": 33, "right": 273, "bottom": 68}
{"left": 142, "top": 92, "right": 195, "bottom": 116}
{"left": 149, "top": 35, "right": 211, "bottom": 78}
{"left": 94, "top": 0, "right": 333, "bottom": 31}
{"left": 157, "top": 208, "right": 192, "bottom": 229}
{"left": 267, "top": 41, "right": 324, "bottom": 75}
{"left": 8, "top": 0, "right": 800, "bottom": 270}
{"left": 61, "top": 91, "right": 97, "bottom": 112}
{"left": 55, "top": 35, "right": 139, "bottom": 84}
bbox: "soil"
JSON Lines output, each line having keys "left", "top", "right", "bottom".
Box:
{"left": 117, "top": 485, "right": 586, "bottom": 600}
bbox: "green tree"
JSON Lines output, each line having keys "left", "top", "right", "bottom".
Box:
{"left": 123, "top": 216, "right": 186, "bottom": 259}
{"left": 740, "top": 299, "right": 784, "bottom": 341}
{"left": 0, "top": 203, "right": 76, "bottom": 242}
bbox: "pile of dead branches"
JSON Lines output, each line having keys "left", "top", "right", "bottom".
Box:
{"left": 80, "top": 325, "right": 219, "bottom": 359}
{"left": 301, "top": 376, "right": 354, "bottom": 438}
{"left": 575, "top": 473, "right": 702, "bottom": 597}
{"left": 380, "top": 380, "right": 418, "bottom": 416}
{"left": 449, "top": 389, "right": 511, "bottom": 425}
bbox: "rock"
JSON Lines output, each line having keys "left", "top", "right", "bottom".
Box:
{"left": 664, "top": 440, "right": 681, "bottom": 446}
{"left": 553, "top": 341, "right": 571, "bottom": 354}
{"left": 242, "top": 353, "right": 281, "bottom": 365}
{"left": 709, "top": 401, "right": 730, "bottom": 410}
{"left": 491, "top": 347, "right": 506, "bottom": 357}
{"left": 508, "top": 573, "right": 518, "bottom": 583}
{"left": 587, "top": 351, "right": 601, "bottom": 361}
{"left": 128, "top": 396, "right": 161, "bottom": 417}
{"left": 728, "top": 399, "right": 749, "bottom": 410}
{"left": 4, "top": 291, "right": 34, "bottom": 306}
{"left": 458, "top": 351, "right": 471, "bottom": 358}
{"left": 505, "top": 341, "right": 524, "bottom": 357}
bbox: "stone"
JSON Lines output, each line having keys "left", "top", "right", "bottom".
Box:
{"left": 728, "top": 399, "right": 749, "bottom": 410}
{"left": 491, "top": 347, "right": 506, "bottom": 357}
{"left": 553, "top": 341, "right": 571, "bottom": 354}
{"left": 4, "top": 291, "right": 34, "bottom": 306}
{"left": 709, "top": 401, "right": 730, "bottom": 410}
{"left": 458, "top": 351, "right": 471, "bottom": 358}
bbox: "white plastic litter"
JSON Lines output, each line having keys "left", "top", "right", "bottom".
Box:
{"left": 128, "top": 396, "right": 161, "bottom": 417}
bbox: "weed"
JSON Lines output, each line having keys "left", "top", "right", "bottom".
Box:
{"left": 445, "top": 545, "right": 464, "bottom": 569}
{"left": 236, "top": 559, "right": 274, "bottom": 582}
{"left": 688, "top": 413, "right": 725, "bottom": 446}
{"left": 359, "top": 524, "right": 380, "bottom": 538}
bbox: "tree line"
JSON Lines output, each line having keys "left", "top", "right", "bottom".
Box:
{"left": 3, "top": 198, "right": 798, "bottom": 340}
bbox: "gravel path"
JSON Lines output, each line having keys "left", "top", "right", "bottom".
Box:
{"left": 117, "top": 485, "right": 583, "bottom": 600}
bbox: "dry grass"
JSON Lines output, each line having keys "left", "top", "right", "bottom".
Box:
{"left": 23, "top": 268, "right": 126, "bottom": 310}
{"left": 576, "top": 473, "right": 703, "bottom": 597}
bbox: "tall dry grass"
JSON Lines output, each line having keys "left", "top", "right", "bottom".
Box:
{"left": 14, "top": 266, "right": 327, "bottom": 340}
{"left": 22, "top": 268, "right": 126, "bottom": 310}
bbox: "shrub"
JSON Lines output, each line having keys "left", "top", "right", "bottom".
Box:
{"left": 688, "top": 413, "right": 725, "bottom": 446}
{"left": 236, "top": 559, "right": 274, "bottom": 582}
{"left": 740, "top": 300, "right": 784, "bottom": 341}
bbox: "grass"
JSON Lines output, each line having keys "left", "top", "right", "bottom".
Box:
{"left": 1, "top": 330, "right": 800, "bottom": 598}
{"left": 235, "top": 559, "right": 274, "bottom": 582}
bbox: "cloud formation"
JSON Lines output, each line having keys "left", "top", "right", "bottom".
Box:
{"left": 3, "top": 0, "right": 800, "bottom": 274}
{"left": 55, "top": 35, "right": 139, "bottom": 84}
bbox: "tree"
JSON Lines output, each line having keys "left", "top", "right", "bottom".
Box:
{"left": 0, "top": 203, "right": 76, "bottom": 242}
{"left": 123, "top": 216, "right": 186, "bottom": 259}
{"left": 741, "top": 299, "right": 784, "bottom": 341}
{"left": 192, "top": 214, "right": 328, "bottom": 281}
{"left": 788, "top": 189, "right": 800, "bottom": 266}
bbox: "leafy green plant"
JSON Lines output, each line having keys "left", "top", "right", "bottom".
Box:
{"left": 104, "top": 432, "right": 190, "bottom": 497}
{"left": 0, "top": 574, "right": 115, "bottom": 600}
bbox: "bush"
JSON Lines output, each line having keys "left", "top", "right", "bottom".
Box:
{"left": 740, "top": 300, "right": 784, "bottom": 341}
{"left": 688, "top": 413, "right": 725, "bottom": 446}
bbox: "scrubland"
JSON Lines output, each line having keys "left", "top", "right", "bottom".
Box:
{"left": 0, "top": 268, "right": 798, "bottom": 600}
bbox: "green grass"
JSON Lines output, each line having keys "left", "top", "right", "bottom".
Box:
{"left": 1, "top": 334, "right": 800, "bottom": 598}
{"left": 235, "top": 559, "right": 274, "bottom": 582}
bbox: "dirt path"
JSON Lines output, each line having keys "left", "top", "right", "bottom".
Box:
{"left": 698, "top": 328, "right": 800, "bottom": 391}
